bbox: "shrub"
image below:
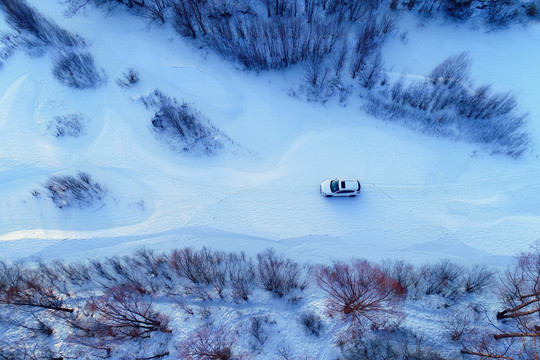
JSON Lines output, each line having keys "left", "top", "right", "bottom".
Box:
{"left": 43, "top": 172, "right": 107, "bottom": 209}
{"left": 339, "top": 328, "right": 455, "bottom": 360}
{"left": 126, "top": 248, "right": 174, "bottom": 293}
{"left": 227, "top": 253, "right": 256, "bottom": 303}
{"left": 358, "top": 52, "right": 384, "bottom": 89}
{"left": 462, "top": 265, "right": 494, "bottom": 294}
{"left": 257, "top": 249, "right": 307, "bottom": 297}
{"left": 169, "top": 248, "right": 255, "bottom": 301}
{"left": 180, "top": 325, "right": 238, "bottom": 360}
{"left": 141, "top": 90, "right": 228, "bottom": 154}
{"left": 381, "top": 259, "right": 420, "bottom": 295}
{"left": 428, "top": 51, "right": 470, "bottom": 89}
{"left": 170, "top": 247, "right": 215, "bottom": 285}
{"left": 444, "top": 305, "right": 480, "bottom": 341}
{"left": 419, "top": 259, "right": 465, "bottom": 298}
{"left": 116, "top": 68, "right": 139, "bottom": 88}
{"left": 85, "top": 285, "right": 171, "bottom": 341}
{"left": 0, "top": 339, "right": 58, "bottom": 360}
{"left": 298, "top": 311, "right": 323, "bottom": 337}
{"left": 172, "top": 5, "right": 345, "bottom": 71}
{"left": 48, "top": 114, "right": 85, "bottom": 137}
{"left": 52, "top": 51, "right": 106, "bottom": 89}
{"left": 249, "top": 316, "right": 269, "bottom": 348}
{"left": 64, "top": 284, "right": 171, "bottom": 359}
{"left": 315, "top": 259, "right": 405, "bottom": 332}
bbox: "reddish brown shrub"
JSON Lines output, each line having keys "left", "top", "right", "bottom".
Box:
{"left": 315, "top": 259, "right": 406, "bottom": 332}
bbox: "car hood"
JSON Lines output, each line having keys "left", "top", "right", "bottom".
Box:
{"left": 320, "top": 180, "right": 332, "bottom": 194}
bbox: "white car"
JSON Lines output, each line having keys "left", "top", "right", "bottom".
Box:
{"left": 320, "top": 179, "right": 361, "bottom": 197}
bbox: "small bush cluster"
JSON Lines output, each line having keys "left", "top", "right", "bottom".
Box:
{"left": 141, "top": 90, "right": 230, "bottom": 154}
{"left": 65, "top": 0, "right": 393, "bottom": 74}
{"left": 338, "top": 328, "right": 456, "bottom": 360}
{"left": 52, "top": 51, "right": 106, "bottom": 89}
{"left": 48, "top": 113, "right": 85, "bottom": 137}
{"left": 1, "top": 246, "right": 530, "bottom": 360}
{"left": 382, "top": 258, "right": 494, "bottom": 301}
{"left": 170, "top": 247, "right": 258, "bottom": 302}
{"left": 0, "top": 248, "right": 306, "bottom": 358}
{"left": 398, "top": 0, "right": 530, "bottom": 28}
{"left": 366, "top": 52, "right": 529, "bottom": 157}
{"left": 0, "top": 0, "right": 107, "bottom": 90}
{"left": 0, "top": 0, "right": 84, "bottom": 50}
{"left": 40, "top": 171, "right": 107, "bottom": 209}
{"left": 0, "top": 0, "right": 86, "bottom": 61}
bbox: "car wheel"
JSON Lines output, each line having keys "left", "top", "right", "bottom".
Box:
{"left": 349, "top": 195, "right": 356, "bottom": 197}
{"left": 325, "top": 195, "right": 331, "bottom": 198}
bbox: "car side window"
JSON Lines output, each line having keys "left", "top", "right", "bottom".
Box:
{"left": 339, "top": 190, "right": 354, "bottom": 194}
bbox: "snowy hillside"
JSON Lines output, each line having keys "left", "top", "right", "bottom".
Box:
{"left": 1, "top": 0, "right": 540, "bottom": 358}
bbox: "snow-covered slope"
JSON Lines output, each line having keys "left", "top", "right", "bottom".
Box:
{"left": 0, "top": 2, "right": 539, "bottom": 270}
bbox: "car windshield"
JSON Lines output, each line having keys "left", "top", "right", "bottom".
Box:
{"left": 330, "top": 180, "right": 339, "bottom": 193}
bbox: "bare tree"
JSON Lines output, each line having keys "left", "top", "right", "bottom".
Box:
{"left": 461, "top": 250, "right": 540, "bottom": 359}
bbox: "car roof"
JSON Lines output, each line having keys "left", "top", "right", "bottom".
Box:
{"left": 340, "top": 180, "right": 359, "bottom": 190}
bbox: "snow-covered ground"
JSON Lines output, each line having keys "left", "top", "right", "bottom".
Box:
{"left": 2, "top": 3, "right": 540, "bottom": 359}
{"left": 0, "top": 2, "right": 539, "bottom": 272}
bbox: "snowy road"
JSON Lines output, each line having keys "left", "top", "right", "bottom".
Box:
{"left": 2, "top": 119, "right": 539, "bottom": 266}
